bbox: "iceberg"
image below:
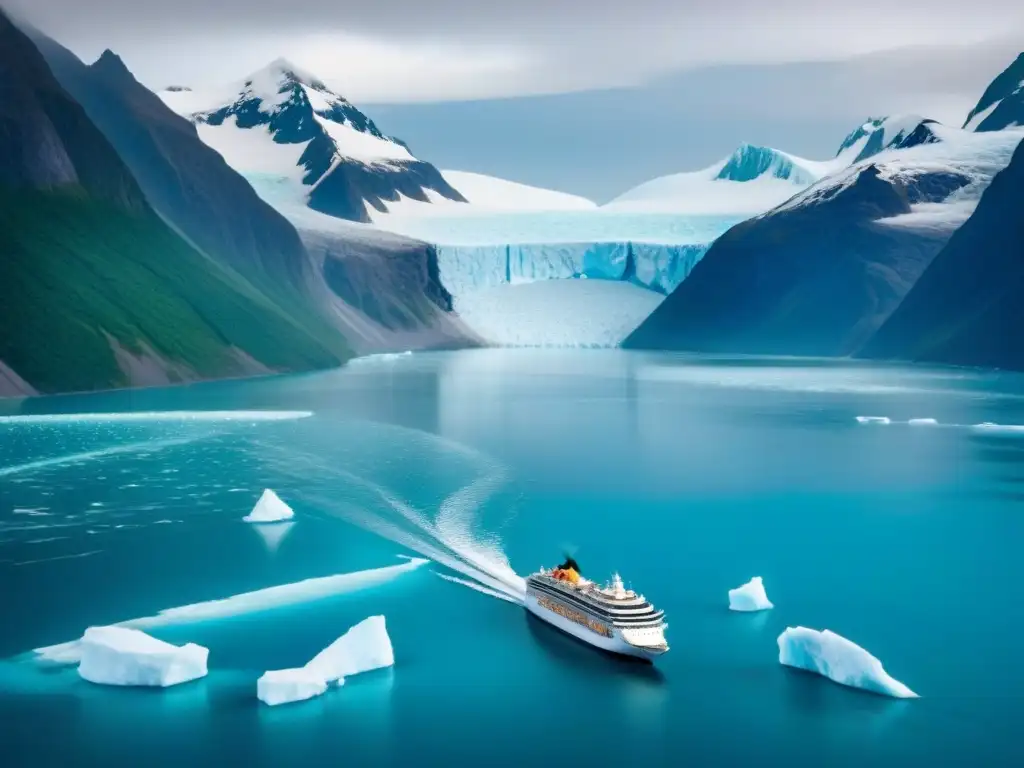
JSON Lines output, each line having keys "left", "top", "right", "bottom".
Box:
{"left": 305, "top": 615, "right": 394, "bottom": 683}
{"left": 908, "top": 418, "right": 938, "bottom": 426}
{"left": 243, "top": 489, "right": 294, "bottom": 523}
{"left": 728, "top": 577, "right": 774, "bottom": 612}
{"left": 256, "top": 615, "right": 394, "bottom": 706}
{"left": 777, "top": 627, "right": 917, "bottom": 698}
{"left": 856, "top": 416, "right": 891, "bottom": 424}
{"left": 256, "top": 667, "right": 331, "bottom": 707}
{"left": 77, "top": 626, "right": 208, "bottom": 687}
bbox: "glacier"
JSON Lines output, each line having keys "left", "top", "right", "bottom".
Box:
{"left": 728, "top": 577, "right": 774, "bottom": 612}
{"left": 437, "top": 241, "right": 712, "bottom": 297}
{"left": 777, "top": 627, "right": 917, "bottom": 698}
{"left": 77, "top": 627, "right": 208, "bottom": 687}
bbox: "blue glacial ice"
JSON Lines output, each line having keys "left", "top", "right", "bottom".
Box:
{"left": 438, "top": 241, "right": 711, "bottom": 296}
{"left": 728, "top": 577, "right": 774, "bottom": 611}
{"left": 777, "top": 626, "right": 917, "bottom": 698}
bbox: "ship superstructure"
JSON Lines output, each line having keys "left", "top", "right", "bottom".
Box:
{"left": 524, "top": 557, "right": 668, "bottom": 660}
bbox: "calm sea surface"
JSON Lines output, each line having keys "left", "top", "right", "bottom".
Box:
{"left": 2, "top": 349, "right": 1023, "bottom": 766}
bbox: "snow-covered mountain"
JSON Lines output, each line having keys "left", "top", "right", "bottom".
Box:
{"left": 862, "top": 137, "right": 1024, "bottom": 370}
{"left": 626, "top": 119, "right": 1024, "bottom": 357}
{"left": 834, "top": 115, "right": 941, "bottom": 163}
{"left": 963, "top": 52, "right": 1024, "bottom": 132}
{"left": 159, "top": 59, "right": 466, "bottom": 222}
{"left": 605, "top": 142, "right": 856, "bottom": 214}
{"left": 608, "top": 115, "right": 953, "bottom": 216}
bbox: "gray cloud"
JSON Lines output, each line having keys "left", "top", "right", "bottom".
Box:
{"left": 8, "top": 0, "right": 1024, "bottom": 101}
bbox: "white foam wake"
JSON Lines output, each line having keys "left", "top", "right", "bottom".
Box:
{"left": 0, "top": 410, "right": 312, "bottom": 424}
{"left": 0, "top": 436, "right": 204, "bottom": 478}
{"left": 251, "top": 424, "right": 527, "bottom": 605}
{"left": 31, "top": 558, "right": 427, "bottom": 664}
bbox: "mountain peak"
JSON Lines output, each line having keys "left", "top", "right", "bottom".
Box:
{"left": 91, "top": 48, "right": 133, "bottom": 79}
{"left": 964, "top": 51, "right": 1024, "bottom": 132}
{"left": 249, "top": 57, "right": 328, "bottom": 91}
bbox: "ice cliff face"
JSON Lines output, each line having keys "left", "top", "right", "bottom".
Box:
{"left": 964, "top": 52, "right": 1024, "bottom": 132}
{"left": 437, "top": 242, "right": 710, "bottom": 297}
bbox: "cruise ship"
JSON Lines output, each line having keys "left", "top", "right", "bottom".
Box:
{"left": 524, "top": 557, "right": 668, "bottom": 660}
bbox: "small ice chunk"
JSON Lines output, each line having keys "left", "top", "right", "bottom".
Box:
{"left": 256, "top": 667, "right": 331, "bottom": 706}
{"left": 777, "top": 627, "right": 917, "bottom": 698}
{"left": 728, "top": 576, "right": 774, "bottom": 611}
{"left": 908, "top": 418, "right": 938, "bottom": 426}
{"left": 243, "top": 489, "right": 294, "bottom": 523}
{"left": 856, "top": 416, "right": 890, "bottom": 424}
{"left": 305, "top": 615, "right": 394, "bottom": 683}
{"left": 77, "top": 626, "right": 208, "bottom": 687}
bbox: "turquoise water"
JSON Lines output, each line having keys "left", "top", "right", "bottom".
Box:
{"left": 2, "top": 350, "right": 1024, "bottom": 766}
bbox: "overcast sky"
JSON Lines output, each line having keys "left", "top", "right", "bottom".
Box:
{"left": 9, "top": 0, "right": 1024, "bottom": 101}
{"left": 7, "top": 1, "right": 1023, "bottom": 199}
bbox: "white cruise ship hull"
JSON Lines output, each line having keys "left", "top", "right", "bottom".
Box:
{"left": 524, "top": 592, "right": 667, "bottom": 661}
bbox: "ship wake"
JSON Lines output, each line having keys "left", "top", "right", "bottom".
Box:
{"left": 252, "top": 424, "right": 527, "bottom": 605}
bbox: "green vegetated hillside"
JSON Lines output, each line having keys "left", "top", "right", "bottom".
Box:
{"left": 0, "top": 188, "right": 349, "bottom": 394}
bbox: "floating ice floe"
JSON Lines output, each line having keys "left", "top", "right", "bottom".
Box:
{"left": 777, "top": 626, "right": 917, "bottom": 698}
{"left": 908, "top": 418, "right": 938, "bottom": 426}
{"left": 305, "top": 615, "right": 394, "bottom": 683}
{"left": 728, "top": 577, "right": 774, "bottom": 612}
{"left": 0, "top": 410, "right": 312, "bottom": 424}
{"left": 32, "top": 560, "right": 425, "bottom": 668}
{"left": 243, "top": 489, "right": 294, "bottom": 523}
{"left": 257, "top": 667, "right": 331, "bottom": 706}
{"left": 77, "top": 626, "right": 208, "bottom": 687}
{"left": 257, "top": 616, "right": 394, "bottom": 706}
{"left": 855, "top": 416, "right": 890, "bottom": 424}
{"left": 973, "top": 422, "right": 1024, "bottom": 433}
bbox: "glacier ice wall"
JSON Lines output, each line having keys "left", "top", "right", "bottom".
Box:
{"left": 437, "top": 241, "right": 711, "bottom": 297}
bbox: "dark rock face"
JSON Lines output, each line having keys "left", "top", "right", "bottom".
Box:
{"left": 964, "top": 53, "right": 1024, "bottom": 132}
{"left": 308, "top": 157, "right": 465, "bottom": 222}
{"left": 861, "top": 138, "right": 1024, "bottom": 370}
{"left": 0, "top": 11, "right": 349, "bottom": 395}
{"left": 624, "top": 164, "right": 968, "bottom": 357}
{"left": 29, "top": 34, "right": 312, "bottom": 295}
{"left": 0, "top": 15, "right": 144, "bottom": 208}
{"left": 835, "top": 116, "right": 940, "bottom": 163}
{"left": 889, "top": 121, "right": 941, "bottom": 151}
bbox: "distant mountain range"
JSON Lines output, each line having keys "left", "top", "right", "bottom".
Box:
{"left": 604, "top": 115, "right": 946, "bottom": 216}
{"left": 626, "top": 53, "right": 1024, "bottom": 370}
